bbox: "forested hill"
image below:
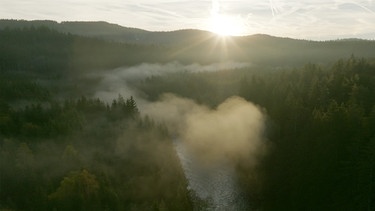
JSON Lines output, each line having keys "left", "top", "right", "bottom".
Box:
{"left": 0, "top": 23, "right": 193, "bottom": 211}
{"left": 1, "top": 20, "right": 375, "bottom": 66}
{"left": 0, "top": 19, "right": 212, "bottom": 46}
{"left": 1, "top": 19, "right": 375, "bottom": 211}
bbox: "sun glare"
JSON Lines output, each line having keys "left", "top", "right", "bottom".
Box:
{"left": 209, "top": 14, "right": 245, "bottom": 37}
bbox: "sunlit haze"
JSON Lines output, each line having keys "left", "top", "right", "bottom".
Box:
{"left": 0, "top": 0, "right": 374, "bottom": 40}
{"left": 1, "top": 0, "right": 375, "bottom": 209}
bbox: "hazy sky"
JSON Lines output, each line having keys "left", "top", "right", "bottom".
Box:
{"left": 1, "top": 0, "right": 374, "bottom": 40}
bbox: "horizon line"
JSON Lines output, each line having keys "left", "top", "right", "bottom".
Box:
{"left": 1, "top": 18, "right": 374, "bottom": 42}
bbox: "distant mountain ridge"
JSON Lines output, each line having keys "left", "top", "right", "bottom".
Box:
{"left": 1, "top": 19, "right": 372, "bottom": 45}
{"left": 1, "top": 19, "right": 374, "bottom": 67}
{"left": 0, "top": 19, "right": 213, "bottom": 45}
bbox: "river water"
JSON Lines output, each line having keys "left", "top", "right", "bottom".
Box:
{"left": 174, "top": 138, "right": 249, "bottom": 211}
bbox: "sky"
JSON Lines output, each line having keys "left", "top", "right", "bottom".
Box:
{"left": 1, "top": 0, "right": 374, "bottom": 40}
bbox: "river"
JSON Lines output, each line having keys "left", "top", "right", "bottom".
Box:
{"left": 174, "top": 138, "right": 249, "bottom": 210}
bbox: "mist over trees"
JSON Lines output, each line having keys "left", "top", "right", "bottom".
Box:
{"left": 133, "top": 56, "right": 375, "bottom": 209}
{"left": 1, "top": 21, "right": 375, "bottom": 210}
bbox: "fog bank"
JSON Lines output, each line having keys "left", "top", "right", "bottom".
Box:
{"left": 89, "top": 61, "right": 250, "bottom": 102}
{"left": 143, "top": 94, "right": 265, "bottom": 165}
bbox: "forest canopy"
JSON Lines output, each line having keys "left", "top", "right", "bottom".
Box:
{"left": 1, "top": 24, "right": 375, "bottom": 210}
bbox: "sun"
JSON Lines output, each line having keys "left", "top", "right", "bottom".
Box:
{"left": 209, "top": 14, "right": 245, "bottom": 36}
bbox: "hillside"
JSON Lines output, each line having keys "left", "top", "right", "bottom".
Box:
{"left": 1, "top": 20, "right": 375, "bottom": 68}
{"left": 1, "top": 19, "right": 375, "bottom": 211}
{"left": 0, "top": 19, "right": 210, "bottom": 45}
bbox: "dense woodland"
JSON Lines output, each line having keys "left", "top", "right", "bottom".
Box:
{"left": 1, "top": 25, "right": 375, "bottom": 210}
{"left": 133, "top": 57, "right": 375, "bottom": 210}
{"left": 0, "top": 27, "right": 193, "bottom": 211}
